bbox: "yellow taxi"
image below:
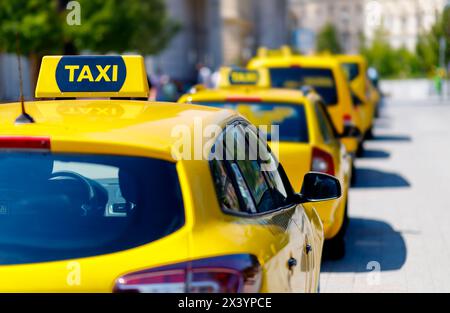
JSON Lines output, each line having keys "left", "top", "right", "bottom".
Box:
{"left": 179, "top": 67, "right": 353, "bottom": 258}
{"left": 337, "top": 54, "right": 381, "bottom": 139}
{"left": 0, "top": 55, "right": 340, "bottom": 292}
{"left": 247, "top": 47, "right": 362, "bottom": 166}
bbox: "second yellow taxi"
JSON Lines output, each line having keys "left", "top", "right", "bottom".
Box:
{"left": 179, "top": 67, "right": 353, "bottom": 258}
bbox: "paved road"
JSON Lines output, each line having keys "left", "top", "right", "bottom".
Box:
{"left": 320, "top": 98, "right": 450, "bottom": 292}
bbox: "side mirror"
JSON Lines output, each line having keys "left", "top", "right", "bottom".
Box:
{"left": 296, "top": 172, "right": 341, "bottom": 203}
{"left": 340, "top": 125, "right": 361, "bottom": 138}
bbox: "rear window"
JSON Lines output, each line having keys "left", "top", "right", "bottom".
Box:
{"left": 341, "top": 62, "right": 360, "bottom": 81}
{"left": 269, "top": 67, "right": 338, "bottom": 106}
{"left": 0, "top": 153, "right": 184, "bottom": 265}
{"left": 195, "top": 101, "right": 309, "bottom": 143}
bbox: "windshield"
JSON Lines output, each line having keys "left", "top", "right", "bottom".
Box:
{"left": 194, "top": 101, "right": 309, "bottom": 143}
{"left": 0, "top": 153, "right": 184, "bottom": 265}
{"left": 269, "top": 67, "right": 338, "bottom": 106}
{"left": 341, "top": 62, "right": 360, "bottom": 81}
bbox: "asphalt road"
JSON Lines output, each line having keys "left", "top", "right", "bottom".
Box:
{"left": 320, "top": 97, "right": 450, "bottom": 292}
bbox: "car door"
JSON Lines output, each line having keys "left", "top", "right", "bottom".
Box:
{"left": 300, "top": 202, "right": 324, "bottom": 292}
{"left": 237, "top": 122, "right": 313, "bottom": 292}
{"left": 220, "top": 122, "right": 305, "bottom": 292}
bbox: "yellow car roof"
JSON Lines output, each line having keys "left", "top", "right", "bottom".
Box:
{"left": 248, "top": 53, "right": 340, "bottom": 70}
{"left": 0, "top": 100, "right": 235, "bottom": 161}
{"left": 335, "top": 54, "right": 367, "bottom": 65}
{"left": 181, "top": 87, "right": 308, "bottom": 105}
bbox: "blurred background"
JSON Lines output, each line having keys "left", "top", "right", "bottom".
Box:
{"left": 0, "top": 0, "right": 449, "bottom": 102}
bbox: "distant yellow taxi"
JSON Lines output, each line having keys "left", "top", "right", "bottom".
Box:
{"left": 0, "top": 56, "right": 340, "bottom": 292}
{"left": 247, "top": 47, "right": 362, "bottom": 166}
{"left": 337, "top": 54, "right": 380, "bottom": 140}
{"left": 179, "top": 67, "right": 353, "bottom": 258}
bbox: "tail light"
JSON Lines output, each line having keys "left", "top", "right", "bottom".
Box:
{"left": 0, "top": 136, "right": 50, "bottom": 150}
{"left": 343, "top": 114, "right": 353, "bottom": 126}
{"left": 113, "top": 254, "right": 262, "bottom": 293}
{"left": 311, "top": 147, "right": 335, "bottom": 176}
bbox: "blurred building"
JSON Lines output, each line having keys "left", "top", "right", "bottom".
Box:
{"left": 151, "top": 0, "right": 289, "bottom": 82}
{"left": 0, "top": 54, "right": 32, "bottom": 101}
{"left": 289, "top": 0, "right": 364, "bottom": 53}
{"left": 289, "top": 0, "right": 447, "bottom": 53}
{"left": 365, "top": 0, "right": 447, "bottom": 51}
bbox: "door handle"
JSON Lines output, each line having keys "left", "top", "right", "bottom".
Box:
{"left": 287, "top": 257, "right": 297, "bottom": 270}
{"left": 305, "top": 244, "right": 312, "bottom": 255}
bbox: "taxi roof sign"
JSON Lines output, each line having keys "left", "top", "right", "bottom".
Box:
{"left": 217, "top": 67, "right": 270, "bottom": 88}
{"left": 36, "top": 55, "right": 149, "bottom": 98}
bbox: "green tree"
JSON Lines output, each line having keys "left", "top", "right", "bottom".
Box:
{"left": 0, "top": 0, "right": 179, "bottom": 90}
{"left": 361, "top": 27, "right": 421, "bottom": 78}
{"left": 65, "top": 0, "right": 179, "bottom": 54}
{"left": 316, "top": 23, "right": 342, "bottom": 54}
{"left": 416, "top": 6, "right": 450, "bottom": 75}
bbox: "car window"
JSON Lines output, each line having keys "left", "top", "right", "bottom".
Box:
{"left": 210, "top": 130, "right": 257, "bottom": 214}
{"left": 224, "top": 124, "right": 273, "bottom": 213}
{"left": 234, "top": 127, "right": 272, "bottom": 212}
{"left": 211, "top": 123, "right": 291, "bottom": 215}
{"left": 269, "top": 67, "right": 338, "bottom": 106}
{"left": 195, "top": 101, "right": 309, "bottom": 143}
{"left": 342, "top": 62, "right": 359, "bottom": 81}
{"left": 235, "top": 124, "right": 288, "bottom": 213}
{"left": 0, "top": 152, "right": 184, "bottom": 265}
{"left": 210, "top": 159, "right": 241, "bottom": 213}
{"left": 245, "top": 126, "right": 289, "bottom": 206}
{"left": 314, "top": 101, "right": 336, "bottom": 143}
{"left": 229, "top": 162, "right": 257, "bottom": 214}
{"left": 351, "top": 89, "right": 364, "bottom": 106}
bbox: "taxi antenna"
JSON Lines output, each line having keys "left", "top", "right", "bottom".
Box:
{"left": 15, "top": 31, "right": 35, "bottom": 124}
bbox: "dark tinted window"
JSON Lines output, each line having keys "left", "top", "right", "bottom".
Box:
{"left": 314, "top": 101, "right": 336, "bottom": 142}
{"left": 245, "top": 128, "right": 289, "bottom": 205}
{"left": 230, "top": 126, "right": 273, "bottom": 213}
{"left": 269, "top": 67, "right": 338, "bottom": 106}
{"left": 210, "top": 159, "right": 241, "bottom": 213}
{"left": 231, "top": 125, "right": 290, "bottom": 213}
{"left": 342, "top": 62, "right": 360, "bottom": 81}
{"left": 0, "top": 153, "right": 184, "bottom": 265}
{"left": 351, "top": 89, "right": 364, "bottom": 106}
{"left": 195, "top": 101, "right": 309, "bottom": 143}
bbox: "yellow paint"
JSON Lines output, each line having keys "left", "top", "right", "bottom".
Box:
{"left": 179, "top": 86, "right": 351, "bottom": 241}
{"left": 0, "top": 98, "right": 323, "bottom": 292}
